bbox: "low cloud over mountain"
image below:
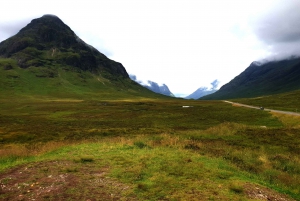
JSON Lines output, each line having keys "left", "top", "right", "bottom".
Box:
{"left": 129, "top": 75, "right": 174, "bottom": 97}
{"left": 252, "top": 0, "right": 300, "bottom": 61}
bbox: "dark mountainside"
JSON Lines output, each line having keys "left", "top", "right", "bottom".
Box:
{"left": 129, "top": 75, "right": 175, "bottom": 97}
{"left": 0, "top": 14, "right": 128, "bottom": 78}
{"left": 201, "top": 58, "right": 300, "bottom": 100}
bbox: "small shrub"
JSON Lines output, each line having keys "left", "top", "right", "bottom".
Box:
{"left": 64, "top": 167, "right": 78, "bottom": 172}
{"left": 229, "top": 181, "right": 244, "bottom": 194}
{"left": 134, "top": 141, "right": 149, "bottom": 149}
{"left": 75, "top": 155, "right": 95, "bottom": 163}
{"left": 184, "top": 143, "right": 200, "bottom": 150}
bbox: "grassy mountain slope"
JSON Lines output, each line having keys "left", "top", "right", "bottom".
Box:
{"left": 0, "top": 58, "right": 166, "bottom": 100}
{"left": 202, "top": 58, "right": 300, "bottom": 100}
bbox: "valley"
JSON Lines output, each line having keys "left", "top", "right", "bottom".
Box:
{"left": 0, "top": 95, "right": 300, "bottom": 200}
{"left": 1, "top": 14, "right": 300, "bottom": 200}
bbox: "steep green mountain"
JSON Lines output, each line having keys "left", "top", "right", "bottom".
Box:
{"left": 202, "top": 58, "right": 300, "bottom": 100}
{"left": 0, "top": 15, "right": 164, "bottom": 99}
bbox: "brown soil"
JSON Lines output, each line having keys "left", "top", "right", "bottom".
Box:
{"left": 0, "top": 160, "right": 296, "bottom": 201}
{"left": 243, "top": 183, "right": 295, "bottom": 201}
{"left": 0, "top": 160, "right": 136, "bottom": 201}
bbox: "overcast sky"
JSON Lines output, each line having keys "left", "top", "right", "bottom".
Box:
{"left": 1, "top": 0, "right": 300, "bottom": 97}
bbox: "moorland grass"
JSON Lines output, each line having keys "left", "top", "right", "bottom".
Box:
{"left": 231, "top": 89, "right": 300, "bottom": 112}
{"left": 0, "top": 96, "right": 299, "bottom": 200}
{"left": 1, "top": 131, "right": 299, "bottom": 200}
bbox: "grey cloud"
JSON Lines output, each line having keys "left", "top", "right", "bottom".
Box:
{"left": 253, "top": 1, "right": 300, "bottom": 44}
{"left": 95, "top": 46, "right": 113, "bottom": 57}
{"left": 252, "top": 0, "right": 300, "bottom": 61}
{"left": 0, "top": 19, "right": 31, "bottom": 42}
{"left": 129, "top": 74, "right": 137, "bottom": 81}
{"left": 210, "top": 79, "right": 220, "bottom": 90}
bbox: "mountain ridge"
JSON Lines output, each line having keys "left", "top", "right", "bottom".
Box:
{"left": 0, "top": 14, "right": 128, "bottom": 78}
{"left": 201, "top": 58, "right": 300, "bottom": 100}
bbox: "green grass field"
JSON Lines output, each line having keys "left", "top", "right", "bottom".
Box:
{"left": 231, "top": 89, "right": 300, "bottom": 112}
{"left": 0, "top": 94, "right": 299, "bottom": 200}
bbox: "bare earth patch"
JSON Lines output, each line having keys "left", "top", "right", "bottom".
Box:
{"left": 0, "top": 160, "right": 297, "bottom": 201}
{"left": 0, "top": 160, "right": 136, "bottom": 201}
{"left": 243, "top": 183, "right": 295, "bottom": 201}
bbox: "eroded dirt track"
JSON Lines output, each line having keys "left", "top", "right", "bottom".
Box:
{"left": 1, "top": 160, "right": 297, "bottom": 201}
{"left": 0, "top": 160, "right": 136, "bottom": 201}
{"left": 224, "top": 101, "right": 300, "bottom": 116}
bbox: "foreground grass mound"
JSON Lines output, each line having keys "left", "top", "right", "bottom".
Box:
{"left": 0, "top": 97, "right": 299, "bottom": 200}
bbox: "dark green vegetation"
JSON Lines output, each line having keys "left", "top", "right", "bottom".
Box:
{"left": 231, "top": 89, "right": 300, "bottom": 112}
{"left": 202, "top": 58, "right": 300, "bottom": 100}
{"left": 0, "top": 97, "right": 282, "bottom": 144}
{"left": 0, "top": 57, "right": 163, "bottom": 100}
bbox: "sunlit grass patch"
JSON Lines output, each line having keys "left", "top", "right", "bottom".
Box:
{"left": 229, "top": 181, "right": 244, "bottom": 194}
{"left": 271, "top": 112, "right": 300, "bottom": 128}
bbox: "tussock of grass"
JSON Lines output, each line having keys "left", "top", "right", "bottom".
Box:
{"left": 271, "top": 112, "right": 300, "bottom": 128}
{"left": 229, "top": 181, "right": 244, "bottom": 194}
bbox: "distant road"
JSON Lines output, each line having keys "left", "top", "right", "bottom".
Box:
{"left": 223, "top": 101, "right": 300, "bottom": 116}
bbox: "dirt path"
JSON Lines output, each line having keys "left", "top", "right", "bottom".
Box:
{"left": 224, "top": 101, "right": 300, "bottom": 116}
{"left": 0, "top": 160, "right": 136, "bottom": 201}
{"left": 0, "top": 160, "right": 296, "bottom": 201}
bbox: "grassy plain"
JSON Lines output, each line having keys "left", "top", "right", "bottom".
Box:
{"left": 0, "top": 94, "right": 300, "bottom": 200}
{"left": 231, "top": 89, "right": 300, "bottom": 112}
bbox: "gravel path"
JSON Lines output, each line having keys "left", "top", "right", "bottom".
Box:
{"left": 224, "top": 101, "right": 300, "bottom": 116}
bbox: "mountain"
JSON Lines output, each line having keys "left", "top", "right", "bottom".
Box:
{"left": 129, "top": 75, "right": 175, "bottom": 97}
{"left": 0, "top": 15, "right": 165, "bottom": 99}
{"left": 185, "top": 87, "right": 216, "bottom": 99}
{"left": 201, "top": 57, "right": 300, "bottom": 100}
{"left": 185, "top": 79, "right": 219, "bottom": 99}
{"left": 0, "top": 14, "right": 127, "bottom": 78}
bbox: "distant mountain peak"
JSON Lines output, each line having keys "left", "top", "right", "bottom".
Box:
{"left": 129, "top": 75, "right": 174, "bottom": 97}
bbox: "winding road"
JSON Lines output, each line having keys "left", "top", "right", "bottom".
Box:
{"left": 223, "top": 101, "right": 300, "bottom": 116}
